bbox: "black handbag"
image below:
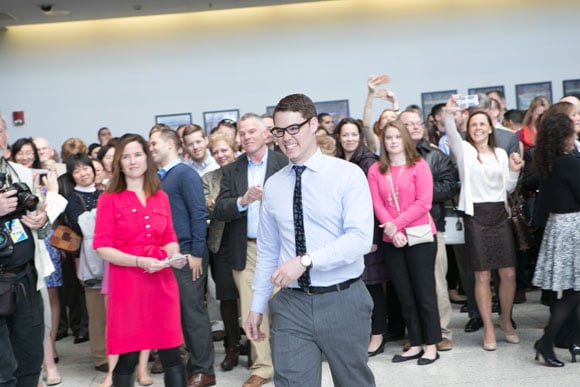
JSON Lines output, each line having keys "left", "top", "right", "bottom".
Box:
{"left": 508, "top": 179, "right": 532, "bottom": 251}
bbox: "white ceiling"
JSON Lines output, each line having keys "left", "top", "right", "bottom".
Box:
{"left": 0, "top": 0, "right": 327, "bottom": 28}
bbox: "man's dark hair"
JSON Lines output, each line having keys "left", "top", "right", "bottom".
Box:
{"left": 274, "top": 94, "right": 317, "bottom": 121}
{"left": 504, "top": 109, "right": 524, "bottom": 124}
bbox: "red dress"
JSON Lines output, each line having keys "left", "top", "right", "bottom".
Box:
{"left": 93, "top": 190, "right": 183, "bottom": 355}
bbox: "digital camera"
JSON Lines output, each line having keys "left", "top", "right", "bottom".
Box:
{"left": 0, "top": 182, "right": 39, "bottom": 219}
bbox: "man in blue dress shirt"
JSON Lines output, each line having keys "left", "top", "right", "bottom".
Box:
{"left": 246, "top": 94, "right": 376, "bottom": 386}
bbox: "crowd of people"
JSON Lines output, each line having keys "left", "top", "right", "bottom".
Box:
{"left": 0, "top": 80, "right": 579, "bottom": 387}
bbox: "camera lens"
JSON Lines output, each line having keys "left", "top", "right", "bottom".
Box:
{"left": 0, "top": 229, "right": 10, "bottom": 250}
{"left": 21, "top": 192, "right": 39, "bottom": 211}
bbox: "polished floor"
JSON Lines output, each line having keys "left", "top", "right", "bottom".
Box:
{"left": 44, "top": 290, "right": 579, "bottom": 386}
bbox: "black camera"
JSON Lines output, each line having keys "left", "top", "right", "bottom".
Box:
{"left": 0, "top": 182, "right": 39, "bottom": 219}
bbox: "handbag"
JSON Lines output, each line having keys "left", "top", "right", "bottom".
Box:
{"left": 443, "top": 199, "right": 465, "bottom": 245}
{"left": 388, "top": 171, "right": 434, "bottom": 247}
{"left": 508, "top": 191, "right": 532, "bottom": 251}
{"left": 50, "top": 224, "right": 82, "bottom": 253}
{"left": 0, "top": 272, "right": 18, "bottom": 316}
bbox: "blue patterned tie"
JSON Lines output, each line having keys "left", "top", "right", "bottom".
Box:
{"left": 157, "top": 168, "right": 167, "bottom": 179}
{"left": 293, "top": 165, "right": 310, "bottom": 288}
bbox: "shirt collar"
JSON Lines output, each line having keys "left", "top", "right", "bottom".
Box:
{"left": 161, "top": 158, "right": 182, "bottom": 173}
{"left": 288, "top": 148, "right": 323, "bottom": 175}
{"left": 247, "top": 149, "right": 268, "bottom": 166}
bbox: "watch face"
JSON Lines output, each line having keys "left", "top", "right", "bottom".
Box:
{"left": 301, "top": 255, "right": 312, "bottom": 267}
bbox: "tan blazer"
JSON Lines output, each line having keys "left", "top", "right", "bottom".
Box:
{"left": 202, "top": 168, "right": 225, "bottom": 254}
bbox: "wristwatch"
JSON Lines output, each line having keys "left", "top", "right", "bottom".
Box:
{"left": 300, "top": 254, "right": 312, "bottom": 269}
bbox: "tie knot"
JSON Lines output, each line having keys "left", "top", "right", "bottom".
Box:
{"left": 293, "top": 165, "right": 306, "bottom": 177}
{"left": 157, "top": 169, "right": 167, "bottom": 179}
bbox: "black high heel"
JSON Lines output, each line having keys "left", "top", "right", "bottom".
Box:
{"left": 534, "top": 339, "right": 564, "bottom": 367}
{"left": 570, "top": 344, "right": 580, "bottom": 363}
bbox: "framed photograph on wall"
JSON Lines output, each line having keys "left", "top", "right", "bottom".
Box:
{"left": 563, "top": 79, "right": 580, "bottom": 99}
{"left": 468, "top": 85, "right": 505, "bottom": 96}
{"left": 155, "top": 112, "right": 192, "bottom": 129}
{"left": 314, "top": 99, "right": 350, "bottom": 125}
{"left": 202, "top": 109, "right": 240, "bottom": 134}
{"left": 515, "top": 82, "right": 552, "bottom": 110}
{"left": 420, "top": 90, "right": 456, "bottom": 121}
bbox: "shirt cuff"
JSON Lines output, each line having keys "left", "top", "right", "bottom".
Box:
{"left": 236, "top": 197, "right": 248, "bottom": 213}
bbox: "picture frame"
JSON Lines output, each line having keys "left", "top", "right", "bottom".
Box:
{"left": 563, "top": 79, "right": 580, "bottom": 99}
{"left": 266, "top": 100, "right": 350, "bottom": 125}
{"left": 314, "top": 99, "right": 350, "bottom": 125}
{"left": 468, "top": 85, "right": 505, "bottom": 96}
{"left": 202, "top": 109, "right": 240, "bottom": 134}
{"left": 420, "top": 90, "right": 457, "bottom": 121}
{"left": 515, "top": 82, "right": 552, "bottom": 110}
{"left": 155, "top": 113, "right": 192, "bottom": 129}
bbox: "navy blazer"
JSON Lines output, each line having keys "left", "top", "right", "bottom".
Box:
{"left": 214, "top": 149, "right": 288, "bottom": 270}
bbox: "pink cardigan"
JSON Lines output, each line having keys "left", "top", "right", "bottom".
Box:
{"left": 367, "top": 159, "right": 435, "bottom": 243}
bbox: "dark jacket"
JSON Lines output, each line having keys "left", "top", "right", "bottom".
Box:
{"left": 345, "top": 146, "right": 385, "bottom": 284}
{"left": 415, "top": 139, "right": 459, "bottom": 231}
{"left": 348, "top": 145, "right": 377, "bottom": 177}
{"left": 214, "top": 149, "right": 288, "bottom": 270}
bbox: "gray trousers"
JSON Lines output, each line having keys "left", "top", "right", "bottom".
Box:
{"left": 173, "top": 253, "right": 215, "bottom": 375}
{"left": 269, "top": 280, "right": 375, "bottom": 387}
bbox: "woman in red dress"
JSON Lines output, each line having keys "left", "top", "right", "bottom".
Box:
{"left": 93, "top": 134, "right": 187, "bottom": 387}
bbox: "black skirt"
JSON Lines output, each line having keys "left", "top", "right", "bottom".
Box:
{"left": 463, "top": 202, "right": 516, "bottom": 271}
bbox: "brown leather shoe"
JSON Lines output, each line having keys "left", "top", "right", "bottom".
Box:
{"left": 436, "top": 338, "right": 453, "bottom": 351}
{"left": 242, "top": 375, "right": 269, "bottom": 387}
{"left": 221, "top": 347, "right": 239, "bottom": 371}
{"left": 187, "top": 372, "right": 216, "bottom": 387}
{"left": 150, "top": 357, "right": 164, "bottom": 374}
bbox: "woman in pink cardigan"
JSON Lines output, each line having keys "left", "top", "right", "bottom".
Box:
{"left": 368, "top": 121, "right": 441, "bottom": 365}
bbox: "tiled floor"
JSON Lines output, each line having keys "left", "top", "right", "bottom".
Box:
{"left": 44, "top": 290, "right": 579, "bottom": 386}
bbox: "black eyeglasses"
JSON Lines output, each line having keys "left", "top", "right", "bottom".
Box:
{"left": 270, "top": 118, "right": 311, "bottom": 138}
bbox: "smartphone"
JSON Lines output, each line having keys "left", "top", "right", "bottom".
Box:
{"left": 374, "top": 89, "right": 389, "bottom": 99}
{"left": 456, "top": 95, "right": 479, "bottom": 109}
{"left": 31, "top": 169, "right": 48, "bottom": 186}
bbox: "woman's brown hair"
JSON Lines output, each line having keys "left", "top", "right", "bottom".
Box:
{"left": 106, "top": 134, "right": 160, "bottom": 196}
{"left": 378, "top": 120, "right": 421, "bottom": 174}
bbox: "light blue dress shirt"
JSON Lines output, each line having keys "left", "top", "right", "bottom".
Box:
{"left": 250, "top": 149, "right": 374, "bottom": 314}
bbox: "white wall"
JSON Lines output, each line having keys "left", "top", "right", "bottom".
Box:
{"left": 0, "top": 0, "right": 578, "bottom": 149}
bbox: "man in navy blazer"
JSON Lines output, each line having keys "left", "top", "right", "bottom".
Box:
{"left": 214, "top": 113, "right": 287, "bottom": 387}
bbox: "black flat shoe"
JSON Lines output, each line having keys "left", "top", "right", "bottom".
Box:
{"left": 392, "top": 351, "right": 424, "bottom": 363}
{"left": 368, "top": 339, "right": 385, "bottom": 357}
{"left": 418, "top": 353, "right": 440, "bottom": 365}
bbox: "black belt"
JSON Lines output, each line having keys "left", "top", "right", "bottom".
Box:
{"left": 247, "top": 238, "right": 257, "bottom": 242}
{"left": 290, "top": 277, "right": 360, "bottom": 295}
